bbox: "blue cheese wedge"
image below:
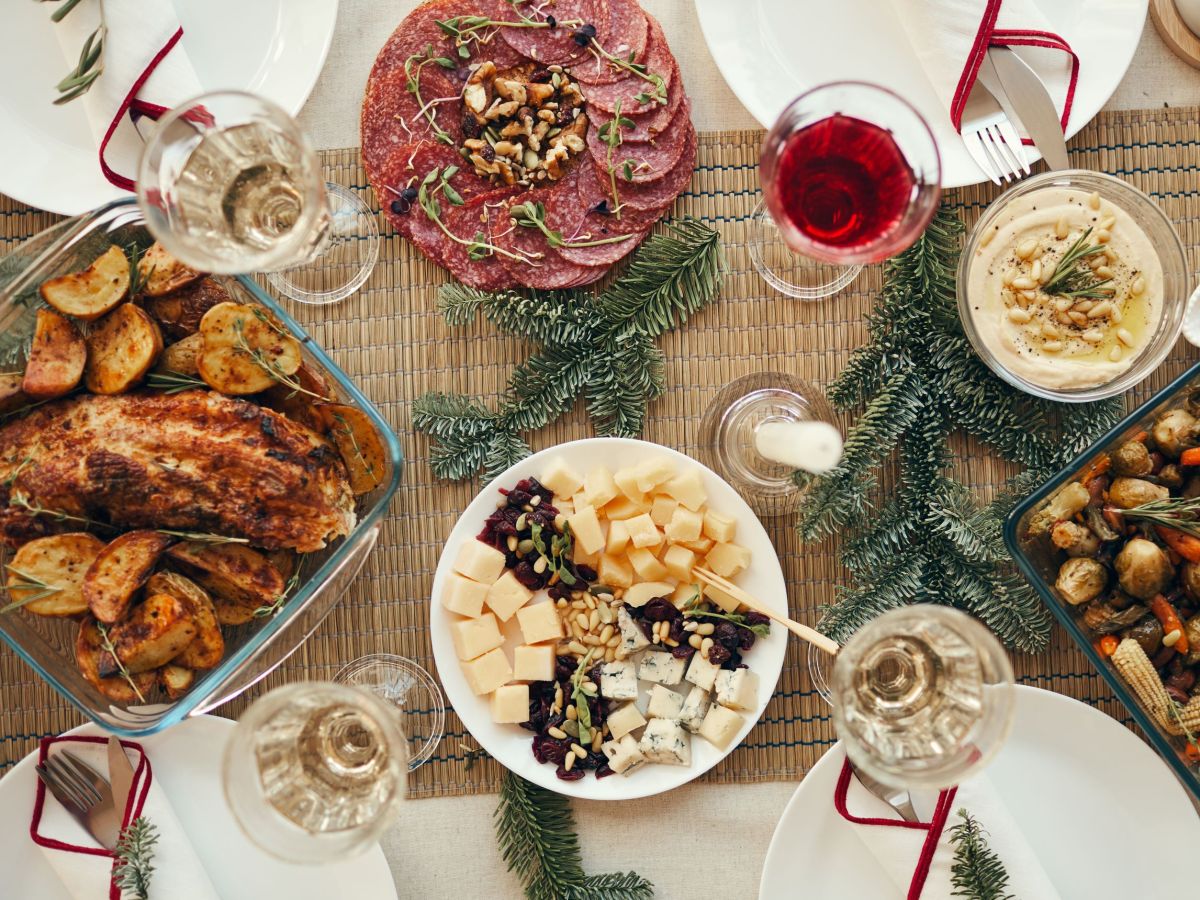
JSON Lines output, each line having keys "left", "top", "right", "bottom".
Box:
{"left": 714, "top": 668, "right": 759, "bottom": 711}
{"left": 606, "top": 702, "right": 647, "bottom": 740}
{"left": 638, "top": 650, "right": 686, "bottom": 686}
{"left": 617, "top": 605, "right": 650, "bottom": 654}
{"left": 599, "top": 660, "right": 638, "bottom": 701}
{"left": 679, "top": 685, "right": 712, "bottom": 733}
{"left": 698, "top": 704, "right": 744, "bottom": 750}
{"left": 601, "top": 734, "right": 645, "bottom": 775}
{"left": 646, "top": 684, "right": 685, "bottom": 720}
{"left": 638, "top": 718, "right": 691, "bottom": 766}
{"left": 684, "top": 649, "right": 721, "bottom": 691}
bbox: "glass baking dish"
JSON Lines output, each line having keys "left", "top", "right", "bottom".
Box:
{"left": 1005, "top": 360, "right": 1200, "bottom": 802}
{"left": 0, "top": 198, "right": 402, "bottom": 736}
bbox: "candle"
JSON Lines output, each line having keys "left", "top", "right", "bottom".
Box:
{"left": 754, "top": 420, "right": 843, "bottom": 474}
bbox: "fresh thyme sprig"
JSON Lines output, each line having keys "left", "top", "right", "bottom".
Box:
{"left": 2, "top": 456, "right": 34, "bottom": 488}
{"left": 252, "top": 569, "right": 302, "bottom": 619}
{"left": 113, "top": 816, "right": 159, "bottom": 900}
{"left": 417, "top": 165, "right": 539, "bottom": 264}
{"left": 145, "top": 371, "right": 207, "bottom": 394}
{"left": 683, "top": 608, "right": 771, "bottom": 638}
{"left": 403, "top": 45, "right": 458, "bottom": 145}
{"left": 509, "top": 201, "right": 633, "bottom": 249}
{"left": 155, "top": 529, "right": 249, "bottom": 544}
{"left": 330, "top": 412, "right": 378, "bottom": 481}
{"left": 0, "top": 565, "right": 63, "bottom": 614}
{"left": 231, "top": 319, "right": 327, "bottom": 401}
{"left": 96, "top": 622, "right": 146, "bottom": 703}
{"left": 597, "top": 102, "right": 634, "bottom": 218}
{"left": 9, "top": 491, "right": 118, "bottom": 533}
{"left": 1119, "top": 495, "right": 1200, "bottom": 539}
{"left": 1041, "top": 227, "right": 1115, "bottom": 300}
{"left": 54, "top": 24, "right": 104, "bottom": 105}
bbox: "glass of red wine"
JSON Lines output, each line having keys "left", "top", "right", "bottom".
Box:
{"left": 752, "top": 81, "right": 941, "bottom": 300}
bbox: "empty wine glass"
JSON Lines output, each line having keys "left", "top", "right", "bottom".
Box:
{"left": 335, "top": 654, "right": 446, "bottom": 772}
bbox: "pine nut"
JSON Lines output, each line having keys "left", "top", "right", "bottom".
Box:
{"left": 592, "top": 731, "right": 603, "bottom": 752}
{"left": 599, "top": 624, "right": 613, "bottom": 643}
{"left": 564, "top": 752, "right": 575, "bottom": 771}
{"left": 1041, "top": 322, "right": 1061, "bottom": 339}
{"left": 556, "top": 598, "right": 568, "bottom": 608}
{"left": 606, "top": 635, "right": 621, "bottom": 648}
{"left": 1108, "top": 345, "right": 1122, "bottom": 362}
{"left": 588, "top": 609, "right": 600, "bottom": 630}
{"left": 1087, "top": 302, "right": 1112, "bottom": 319}
{"left": 566, "top": 704, "right": 578, "bottom": 720}
{"left": 1117, "top": 328, "right": 1134, "bottom": 347}
{"left": 533, "top": 556, "right": 548, "bottom": 574}
{"left": 1095, "top": 229, "right": 1111, "bottom": 244}
{"left": 689, "top": 633, "right": 703, "bottom": 649}
{"left": 1030, "top": 260, "right": 1042, "bottom": 282}
{"left": 1040, "top": 262, "right": 1055, "bottom": 284}
{"left": 1056, "top": 311, "right": 1074, "bottom": 326}
{"left": 1016, "top": 238, "right": 1038, "bottom": 259}
{"left": 548, "top": 726, "right": 568, "bottom": 739}
{"left": 572, "top": 622, "right": 585, "bottom": 640}
{"left": 529, "top": 494, "right": 541, "bottom": 507}
{"left": 554, "top": 513, "right": 567, "bottom": 531}
{"left": 700, "top": 637, "right": 714, "bottom": 656}
{"left": 584, "top": 596, "right": 597, "bottom": 610}
{"left": 697, "top": 623, "right": 715, "bottom": 636}
{"left": 1095, "top": 266, "right": 1114, "bottom": 279}
{"left": 980, "top": 227, "right": 996, "bottom": 247}
{"left": 615, "top": 647, "right": 628, "bottom": 660}
{"left": 582, "top": 634, "right": 600, "bottom": 646}
{"left": 1099, "top": 215, "right": 1116, "bottom": 232}
{"left": 1030, "top": 244, "right": 1045, "bottom": 260}
{"left": 1054, "top": 217, "right": 1068, "bottom": 240}
{"left": 1069, "top": 311, "right": 1089, "bottom": 327}
{"left": 507, "top": 535, "right": 518, "bottom": 552}
{"left": 571, "top": 599, "right": 586, "bottom": 610}
{"left": 570, "top": 742, "right": 587, "bottom": 759}
{"left": 1007, "top": 308, "right": 1032, "bottom": 324}
{"left": 1020, "top": 289, "right": 1039, "bottom": 303}
{"left": 1104, "top": 246, "right": 1117, "bottom": 262}
{"left": 1073, "top": 299, "right": 1094, "bottom": 313}
{"left": 1042, "top": 340, "right": 1063, "bottom": 353}
{"left": 1053, "top": 297, "right": 1072, "bottom": 312}
{"left": 664, "top": 637, "right": 679, "bottom": 647}
{"left": 683, "top": 620, "right": 698, "bottom": 632}
{"left": 555, "top": 684, "right": 563, "bottom": 705}
{"left": 1011, "top": 276, "right": 1036, "bottom": 290}
{"left": 1088, "top": 255, "right": 1106, "bottom": 269}
{"left": 1132, "top": 276, "right": 1146, "bottom": 296}
{"left": 605, "top": 647, "right": 617, "bottom": 662}
{"left": 1081, "top": 329, "right": 1104, "bottom": 344}
{"left": 1164, "top": 628, "right": 1183, "bottom": 648}
{"left": 598, "top": 604, "right": 613, "bottom": 624}
{"left": 568, "top": 640, "right": 587, "bottom": 655}
{"left": 574, "top": 612, "right": 588, "bottom": 629}
{"left": 1111, "top": 305, "right": 1123, "bottom": 324}
{"left": 515, "top": 513, "right": 527, "bottom": 531}
{"left": 1002, "top": 268, "right": 1018, "bottom": 287}
{"left": 1088, "top": 191, "right": 1101, "bottom": 210}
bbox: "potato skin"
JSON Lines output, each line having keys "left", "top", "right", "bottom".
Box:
{"left": 83, "top": 530, "right": 174, "bottom": 623}
{"left": 155, "top": 333, "right": 205, "bottom": 377}
{"left": 1055, "top": 556, "right": 1108, "bottom": 606}
{"left": 147, "top": 571, "right": 224, "bottom": 669}
{"left": 0, "top": 372, "right": 26, "bottom": 415}
{"left": 143, "top": 277, "right": 231, "bottom": 339}
{"left": 197, "top": 302, "right": 301, "bottom": 396}
{"left": 103, "top": 592, "right": 198, "bottom": 675}
{"left": 39, "top": 245, "right": 129, "bottom": 321}
{"left": 22, "top": 309, "right": 86, "bottom": 400}
{"left": 165, "top": 542, "right": 285, "bottom": 625}
{"left": 136, "top": 242, "right": 204, "bottom": 297}
{"left": 1108, "top": 477, "right": 1170, "bottom": 510}
{"left": 316, "top": 403, "right": 387, "bottom": 495}
{"left": 6, "top": 532, "right": 105, "bottom": 617}
{"left": 84, "top": 303, "right": 164, "bottom": 394}
{"left": 76, "top": 617, "right": 156, "bottom": 702}
{"left": 159, "top": 664, "right": 195, "bottom": 699}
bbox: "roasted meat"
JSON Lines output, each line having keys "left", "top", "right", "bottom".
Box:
{"left": 0, "top": 391, "right": 355, "bottom": 552}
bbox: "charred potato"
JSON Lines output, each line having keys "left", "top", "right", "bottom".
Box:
{"left": 84, "top": 303, "right": 164, "bottom": 394}
{"left": 165, "top": 542, "right": 285, "bottom": 625}
{"left": 0, "top": 372, "right": 26, "bottom": 415}
{"left": 5, "top": 532, "right": 105, "bottom": 616}
{"left": 100, "top": 592, "right": 197, "bottom": 675}
{"left": 39, "top": 245, "right": 129, "bottom": 320}
{"left": 1107, "top": 477, "right": 1169, "bottom": 509}
{"left": 261, "top": 362, "right": 334, "bottom": 429}
{"left": 1182, "top": 562, "right": 1200, "bottom": 601}
{"left": 142, "top": 277, "right": 231, "bottom": 339}
{"left": 1081, "top": 600, "right": 1147, "bottom": 634}
{"left": 1153, "top": 408, "right": 1200, "bottom": 459}
{"left": 1114, "top": 538, "right": 1174, "bottom": 600}
{"left": 147, "top": 571, "right": 224, "bottom": 670}
{"left": 1050, "top": 521, "right": 1101, "bottom": 558}
{"left": 1110, "top": 440, "right": 1153, "bottom": 477}
{"left": 1055, "top": 556, "right": 1108, "bottom": 606}
{"left": 136, "top": 242, "right": 204, "bottom": 297}
{"left": 155, "top": 332, "right": 205, "bottom": 377}
{"left": 197, "top": 302, "right": 301, "bottom": 395}
{"left": 83, "top": 530, "right": 174, "bottom": 623}
{"left": 76, "top": 617, "right": 156, "bottom": 702}
{"left": 1158, "top": 463, "right": 1185, "bottom": 491}
{"left": 316, "top": 403, "right": 387, "bottom": 495}
{"left": 1029, "top": 481, "right": 1090, "bottom": 536}
{"left": 159, "top": 664, "right": 195, "bottom": 700}
{"left": 22, "top": 309, "right": 86, "bottom": 400}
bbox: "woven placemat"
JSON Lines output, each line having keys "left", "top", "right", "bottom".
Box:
{"left": 2, "top": 106, "right": 1198, "bottom": 798}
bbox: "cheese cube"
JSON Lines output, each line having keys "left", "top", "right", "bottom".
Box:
{"left": 623, "top": 581, "right": 674, "bottom": 608}
{"left": 617, "top": 605, "right": 650, "bottom": 653}
{"left": 485, "top": 570, "right": 534, "bottom": 622}
{"left": 461, "top": 647, "right": 512, "bottom": 695}
{"left": 450, "top": 612, "right": 504, "bottom": 661}
{"left": 540, "top": 456, "right": 583, "bottom": 499}
{"left": 685, "top": 649, "right": 722, "bottom": 691}
{"left": 582, "top": 466, "right": 618, "bottom": 509}
{"left": 650, "top": 495, "right": 678, "bottom": 527}
{"left": 665, "top": 506, "right": 703, "bottom": 543}
{"left": 663, "top": 468, "right": 707, "bottom": 511}
{"left": 556, "top": 497, "right": 575, "bottom": 517}
{"left": 679, "top": 685, "right": 712, "bottom": 733}
{"left": 599, "top": 553, "right": 634, "bottom": 589}
{"left": 698, "top": 704, "right": 744, "bottom": 750}
{"left": 706, "top": 583, "right": 741, "bottom": 613}
{"left": 612, "top": 466, "right": 646, "bottom": 503}
{"left": 627, "top": 547, "right": 668, "bottom": 581}
{"left": 703, "top": 509, "right": 737, "bottom": 544}
{"left": 604, "top": 496, "right": 648, "bottom": 520}
{"left": 662, "top": 545, "right": 696, "bottom": 581}
{"left": 705, "top": 542, "right": 751, "bottom": 579}
{"left": 601, "top": 734, "right": 645, "bottom": 775}
{"left": 634, "top": 456, "right": 675, "bottom": 493}
{"left": 714, "top": 668, "right": 759, "bottom": 711}
{"left": 453, "top": 539, "right": 506, "bottom": 585}
{"left": 572, "top": 540, "right": 600, "bottom": 570}
{"left": 624, "top": 513, "right": 661, "bottom": 549}
{"left": 646, "top": 684, "right": 686, "bottom": 719}
{"left": 568, "top": 504, "right": 605, "bottom": 556}
{"left": 599, "top": 660, "right": 638, "bottom": 701}
{"left": 671, "top": 583, "right": 702, "bottom": 609}
{"left": 606, "top": 702, "right": 647, "bottom": 740}
{"left": 516, "top": 601, "right": 564, "bottom": 645}
{"left": 605, "top": 520, "right": 631, "bottom": 554}
{"left": 490, "top": 683, "right": 530, "bottom": 724}
{"left": 442, "top": 572, "right": 489, "bottom": 618}
{"left": 638, "top": 650, "right": 685, "bottom": 686}
{"left": 679, "top": 537, "right": 715, "bottom": 555}
{"left": 638, "top": 718, "right": 691, "bottom": 765}
{"left": 513, "top": 644, "right": 555, "bottom": 682}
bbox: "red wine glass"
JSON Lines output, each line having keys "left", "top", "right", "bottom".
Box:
{"left": 752, "top": 81, "right": 941, "bottom": 300}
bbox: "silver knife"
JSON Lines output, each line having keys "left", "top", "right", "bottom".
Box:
{"left": 985, "top": 47, "right": 1070, "bottom": 170}
{"left": 108, "top": 736, "right": 136, "bottom": 825}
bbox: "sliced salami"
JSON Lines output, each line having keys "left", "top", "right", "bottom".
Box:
{"left": 500, "top": 0, "right": 610, "bottom": 66}
{"left": 554, "top": 164, "right": 654, "bottom": 265}
{"left": 585, "top": 96, "right": 691, "bottom": 185}
{"left": 616, "top": 120, "right": 696, "bottom": 212}
{"left": 439, "top": 193, "right": 522, "bottom": 289}
{"left": 587, "top": 58, "right": 682, "bottom": 141}
{"left": 492, "top": 177, "right": 602, "bottom": 289}
{"left": 575, "top": 15, "right": 673, "bottom": 115}
{"left": 568, "top": 0, "right": 648, "bottom": 84}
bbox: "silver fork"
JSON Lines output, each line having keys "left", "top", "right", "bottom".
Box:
{"left": 849, "top": 759, "right": 919, "bottom": 823}
{"left": 35, "top": 750, "right": 121, "bottom": 850}
{"left": 960, "top": 82, "right": 1031, "bottom": 186}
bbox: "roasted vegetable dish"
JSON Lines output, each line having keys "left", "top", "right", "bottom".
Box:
{"left": 0, "top": 243, "right": 387, "bottom": 704}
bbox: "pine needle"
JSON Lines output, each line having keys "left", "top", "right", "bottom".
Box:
{"left": 948, "top": 810, "right": 1014, "bottom": 900}
{"left": 113, "top": 816, "right": 159, "bottom": 900}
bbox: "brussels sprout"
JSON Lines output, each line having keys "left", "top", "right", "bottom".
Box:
{"left": 1055, "top": 557, "right": 1108, "bottom": 606}
{"left": 1114, "top": 538, "right": 1174, "bottom": 600}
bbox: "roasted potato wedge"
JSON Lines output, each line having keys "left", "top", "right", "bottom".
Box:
{"left": 22, "top": 309, "right": 86, "bottom": 400}
{"left": 100, "top": 592, "right": 197, "bottom": 675}
{"left": 143, "top": 277, "right": 231, "bottom": 339}
{"left": 84, "top": 303, "right": 164, "bottom": 394}
{"left": 136, "top": 241, "right": 204, "bottom": 297}
{"left": 261, "top": 361, "right": 335, "bottom": 429}
{"left": 155, "top": 332, "right": 205, "bottom": 377}
{"left": 76, "top": 617, "right": 156, "bottom": 703}
{"left": 165, "top": 542, "right": 285, "bottom": 625}
{"left": 159, "top": 664, "right": 195, "bottom": 700}
{"left": 316, "top": 403, "right": 387, "bottom": 494}
{"left": 147, "top": 571, "right": 224, "bottom": 669}
{"left": 197, "top": 302, "right": 301, "bottom": 396}
{"left": 0, "top": 372, "right": 27, "bottom": 415}
{"left": 5, "top": 532, "right": 105, "bottom": 616}
{"left": 84, "top": 530, "right": 174, "bottom": 623}
{"left": 265, "top": 549, "right": 299, "bottom": 582}
{"left": 39, "top": 245, "right": 129, "bottom": 320}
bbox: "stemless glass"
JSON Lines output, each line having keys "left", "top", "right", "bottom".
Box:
{"left": 335, "top": 654, "right": 446, "bottom": 772}
{"left": 752, "top": 81, "right": 942, "bottom": 300}
{"left": 830, "top": 605, "right": 1015, "bottom": 790}
{"left": 222, "top": 682, "right": 407, "bottom": 863}
{"left": 137, "top": 90, "right": 378, "bottom": 305}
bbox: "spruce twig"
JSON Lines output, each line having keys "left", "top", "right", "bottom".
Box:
{"left": 113, "top": 816, "right": 159, "bottom": 900}
{"left": 948, "top": 810, "right": 1014, "bottom": 900}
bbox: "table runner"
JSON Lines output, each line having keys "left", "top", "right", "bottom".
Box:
{"left": 2, "top": 107, "right": 1196, "bottom": 797}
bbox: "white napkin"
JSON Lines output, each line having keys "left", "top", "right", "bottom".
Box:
{"left": 885, "top": 0, "right": 1077, "bottom": 134}
{"left": 835, "top": 759, "right": 1061, "bottom": 899}
{"left": 52, "top": 0, "right": 203, "bottom": 190}
{"left": 31, "top": 736, "right": 219, "bottom": 900}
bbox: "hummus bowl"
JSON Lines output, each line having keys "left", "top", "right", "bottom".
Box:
{"left": 957, "top": 171, "right": 1187, "bottom": 402}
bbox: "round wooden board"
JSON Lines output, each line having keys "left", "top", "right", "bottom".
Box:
{"left": 1151, "top": 0, "right": 1200, "bottom": 68}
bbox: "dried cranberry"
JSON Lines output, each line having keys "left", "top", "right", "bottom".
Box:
{"left": 745, "top": 611, "right": 770, "bottom": 627}
{"left": 576, "top": 564, "right": 598, "bottom": 582}
{"left": 556, "top": 656, "right": 578, "bottom": 679}
{"left": 526, "top": 478, "right": 553, "bottom": 502}
{"left": 556, "top": 106, "right": 575, "bottom": 126}
{"left": 595, "top": 764, "right": 615, "bottom": 779}
{"left": 480, "top": 143, "right": 496, "bottom": 163}
{"left": 585, "top": 750, "right": 608, "bottom": 770}
{"left": 462, "top": 113, "right": 482, "bottom": 138}
{"left": 671, "top": 644, "right": 696, "bottom": 660}
{"left": 715, "top": 623, "right": 740, "bottom": 648}
{"left": 548, "top": 582, "right": 572, "bottom": 601}
{"left": 642, "top": 598, "right": 679, "bottom": 622}
{"left": 723, "top": 650, "right": 743, "bottom": 670}
{"left": 668, "top": 618, "right": 687, "bottom": 642}
{"left": 556, "top": 764, "right": 586, "bottom": 781}
{"left": 532, "top": 736, "right": 547, "bottom": 763}
{"left": 588, "top": 663, "right": 603, "bottom": 684}
{"left": 738, "top": 628, "right": 756, "bottom": 651}
{"left": 541, "top": 738, "right": 571, "bottom": 764}
{"left": 508, "top": 488, "right": 532, "bottom": 507}
{"left": 637, "top": 618, "right": 654, "bottom": 640}
{"left": 707, "top": 644, "right": 732, "bottom": 666}
{"left": 513, "top": 561, "right": 543, "bottom": 590}
{"left": 530, "top": 68, "right": 553, "bottom": 83}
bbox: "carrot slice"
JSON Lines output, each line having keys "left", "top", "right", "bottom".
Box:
{"left": 1150, "top": 593, "right": 1190, "bottom": 655}
{"left": 1079, "top": 455, "right": 1111, "bottom": 484}
{"left": 1181, "top": 448, "right": 1200, "bottom": 466}
{"left": 1097, "top": 635, "right": 1119, "bottom": 657}
{"left": 1156, "top": 526, "right": 1200, "bottom": 564}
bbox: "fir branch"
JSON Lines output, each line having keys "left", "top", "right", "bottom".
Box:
{"left": 566, "top": 873, "right": 655, "bottom": 900}
{"left": 948, "top": 810, "right": 1014, "bottom": 900}
{"left": 113, "top": 816, "right": 159, "bottom": 900}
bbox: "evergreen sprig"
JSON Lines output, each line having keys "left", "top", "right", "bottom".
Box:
{"left": 113, "top": 816, "right": 158, "bottom": 900}
{"left": 415, "top": 218, "right": 723, "bottom": 480}
{"left": 798, "top": 205, "right": 1125, "bottom": 651}
{"left": 948, "top": 809, "right": 1014, "bottom": 900}
{"left": 495, "top": 771, "right": 653, "bottom": 900}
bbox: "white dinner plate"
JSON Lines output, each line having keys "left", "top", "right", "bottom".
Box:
{"left": 695, "top": 0, "right": 1148, "bottom": 188}
{"left": 0, "top": 0, "right": 339, "bottom": 214}
{"left": 0, "top": 716, "right": 397, "bottom": 900}
{"left": 759, "top": 685, "right": 1200, "bottom": 898}
{"left": 430, "top": 438, "right": 789, "bottom": 800}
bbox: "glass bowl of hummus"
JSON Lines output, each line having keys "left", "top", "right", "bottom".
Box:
{"left": 958, "top": 171, "right": 1187, "bottom": 401}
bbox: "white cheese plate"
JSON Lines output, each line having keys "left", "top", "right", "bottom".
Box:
{"left": 429, "top": 438, "right": 790, "bottom": 800}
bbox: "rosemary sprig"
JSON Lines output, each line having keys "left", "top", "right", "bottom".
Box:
{"left": 1, "top": 565, "right": 63, "bottom": 614}
{"left": 9, "top": 491, "right": 117, "bottom": 532}
{"left": 598, "top": 103, "right": 634, "bottom": 219}
{"left": 404, "top": 45, "right": 458, "bottom": 145}
{"left": 1041, "top": 227, "right": 1115, "bottom": 300}
{"left": 145, "top": 371, "right": 208, "bottom": 394}
{"left": 684, "top": 607, "right": 771, "bottom": 638}
{"left": 96, "top": 622, "right": 146, "bottom": 703}
{"left": 1119, "top": 495, "right": 1200, "bottom": 539}
{"left": 125, "top": 243, "right": 154, "bottom": 298}
{"left": 55, "top": 25, "right": 104, "bottom": 105}
{"left": 417, "top": 166, "right": 539, "bottom": 264}
{"left": 460, "top": 740, "right": 490, "bottom": 772}
{"left": 41, "top": 0, "right": 88, "bottom": 23}
{"left": 509, "top": 201, "right": 633, "bottom": 249}
{"left": 113, "top": 816, "right": 159, "bottom": 900}
{"left": 252, "top": 569, "right": 302, "bottom": 619}
{"left": 0, "top": 398, "right": 53, "bottom": 424}
{"left": 231, "top": 319, "right": 327, "bottom": 401}
{"left": 155, "top": 529, "right": 249, "bottom": 544}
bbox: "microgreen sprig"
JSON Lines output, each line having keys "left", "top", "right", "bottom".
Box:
{"left": 1042, "top": 227, "right": 1115, "bottom": 300}
{"left": 0, "top": 566, "right": 63, "bottom": 614}
{"left": 529, "top": 520, "right": 576, "bottom": 587}
{"left": 403, "top": 45, "right": 458, "bottom": 145}
{"left": 598, "top": 102, "right": 634, "bottom": 219}
{"left": 417, "top": 166, "right": 540, "bottom": 264}
{"left": 96, "top": 621, "right": 146, "bottom": 703}
{"left": 509, "top": 201, "right": 633, "bottom": 249}
{"left": 684, "top": 607, "right": 771, "bottom": 638}
{"left": 436, "top": 13, "right": 578, "bottom": 59}
{"left": 569, "top": 648, "right": 596, "bottom": 745}
{"left": 587, "top": 39, "right": 667, "bottom": 105}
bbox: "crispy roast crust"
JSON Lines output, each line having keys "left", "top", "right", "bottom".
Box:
{"left": 0, "top": 390, "right": 355, "bottom": 552}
